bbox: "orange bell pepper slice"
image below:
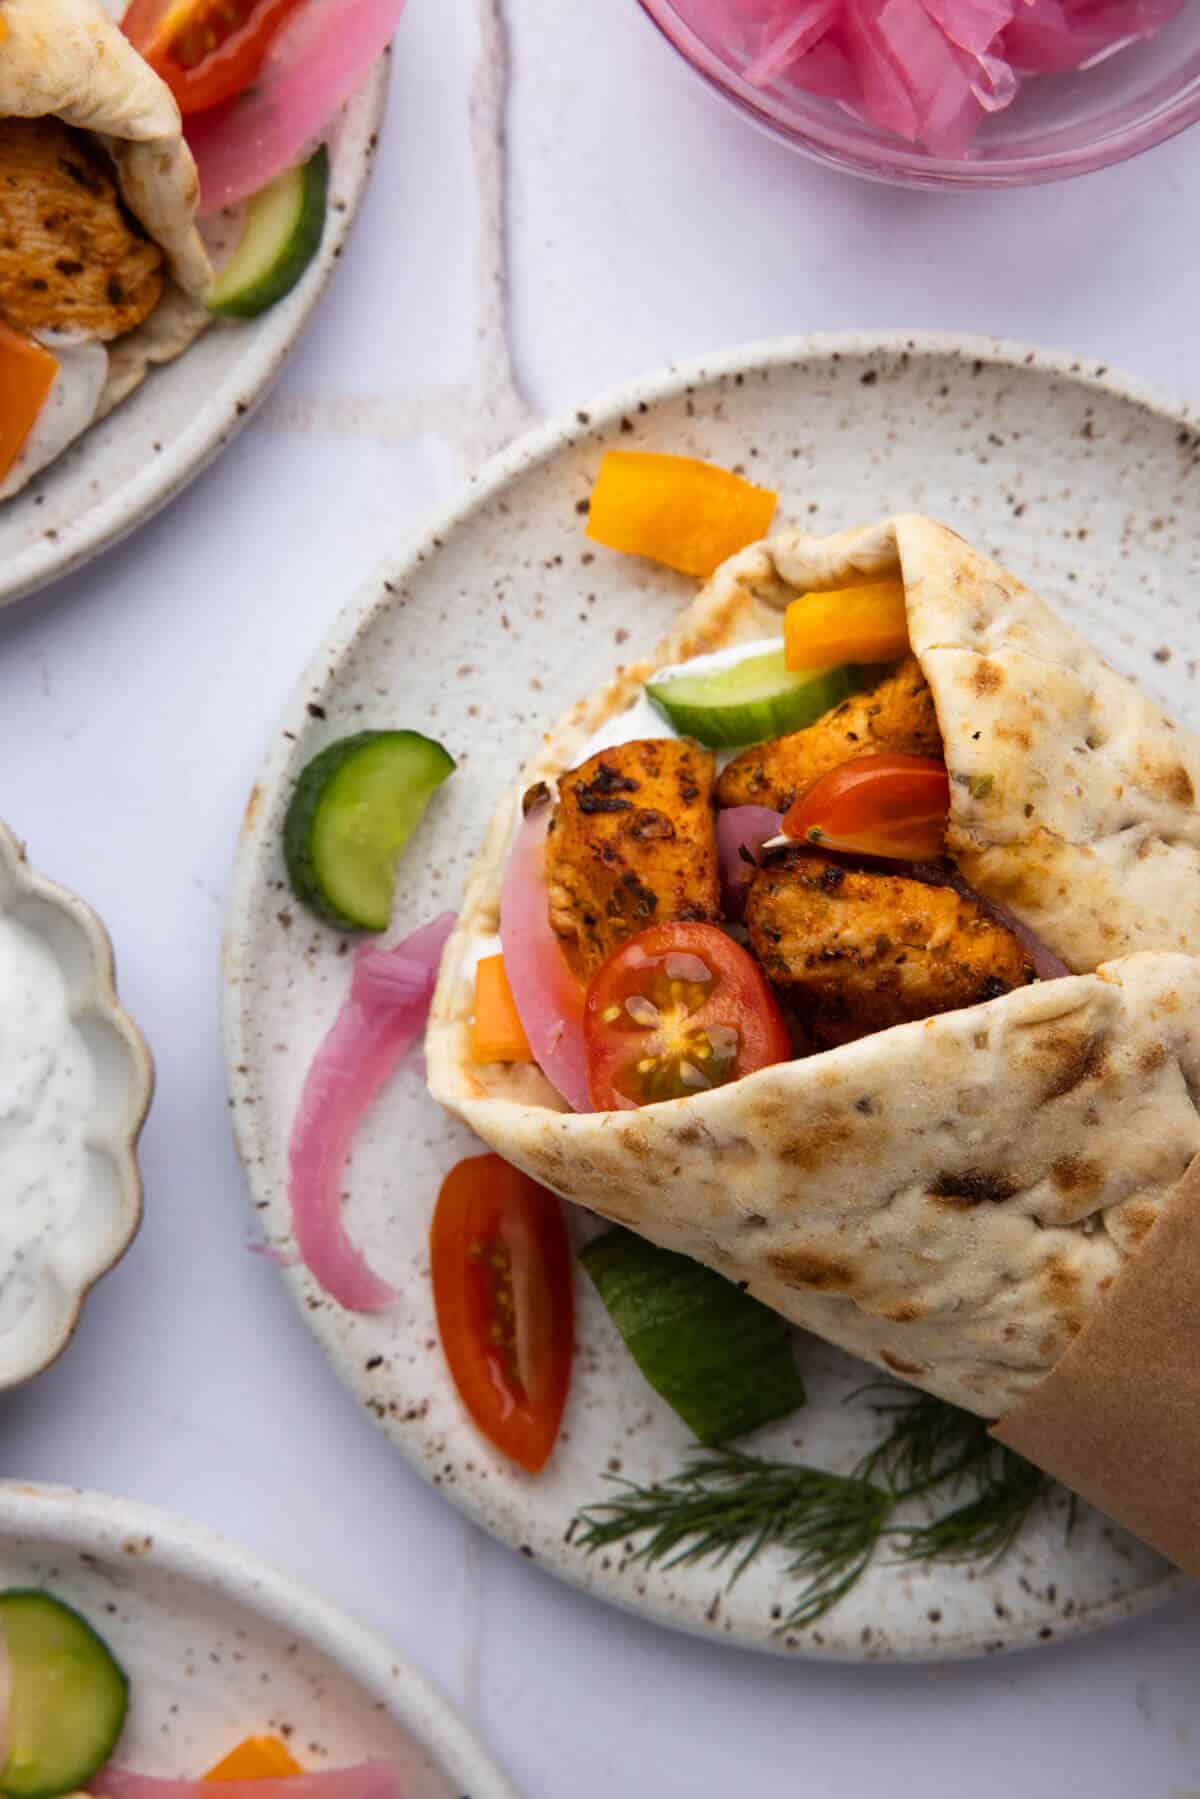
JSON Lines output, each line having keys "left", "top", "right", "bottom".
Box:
{"left": 585, "top": 451, "right": 777, "bottom": 579}
{"left": 473, "top": 954, "right": 533, "bottom": 1063}
{"left": 0, "top": 322, "right": 58, "bottom": 486}
{"left": 205, "top": 1735, "right": 303, "bottom": 1779}
{"left": 783, "top": 579, "right": 910, "bottom": 668}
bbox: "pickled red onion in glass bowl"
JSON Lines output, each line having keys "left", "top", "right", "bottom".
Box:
{"left": 636, "top": 0, "right": 1200, "bottom": 185}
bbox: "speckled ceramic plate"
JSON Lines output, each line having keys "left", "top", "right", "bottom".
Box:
{"left": 224, "top": 332, "right": 1198, "bottom": 1662}
{"left": 0, "top": 55, "right": 389, "bottom": 610}
{"left": 0, "top": 819, "right": 152, "bottom": 1389}
{"left": 0, "top": 1482, "right": 515, "bottom": 1791}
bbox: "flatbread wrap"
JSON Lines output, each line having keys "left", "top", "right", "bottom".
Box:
{"left": 427, "top": 514, "right": 1200, "bottom": 1421}
{"left": 0, "top": 0, "right": 212, "bottom": 497}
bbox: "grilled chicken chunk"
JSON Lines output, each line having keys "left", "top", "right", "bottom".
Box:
{"left": 545, "top": 739, "right": 720, "bottom": 976}
{"left": 0, "top": 118, "right": 163, "bottom": 342}
{"left": 716, "top": 655, "right": 941, "bottom": 811}
{"left": 745, "top": 847, "right": 1032, "bottom": 1048}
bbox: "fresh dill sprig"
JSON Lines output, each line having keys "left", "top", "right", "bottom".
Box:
{"left": 890, "top": 1442, "right": 1050, "bottom": 1565}
{"left": 855, "top": 1389, "right": 997, "bottom": 1500}
{"left": 575, "top": 1448, "right": 891, "bottom": 1630}
{"left": 574, "top": 1390, "right": 1056, "bottom": 1631}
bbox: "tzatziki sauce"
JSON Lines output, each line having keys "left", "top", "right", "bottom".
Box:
{"left": 0, "top": 913, "right": 95, "bottom": 1332}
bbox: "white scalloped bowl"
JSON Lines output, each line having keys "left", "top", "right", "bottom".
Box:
{"left": 0, "top": 820, "right": 151, "bottom": 1385}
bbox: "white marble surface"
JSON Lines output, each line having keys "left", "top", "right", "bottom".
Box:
{"left": 1, "top": 1, "right": 1199, "bottom": 1793}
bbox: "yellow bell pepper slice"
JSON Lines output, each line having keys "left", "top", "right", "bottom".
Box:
{"left": 585, "top": 451, "right": 777, "bottom": 579}
{"left": 473, "top": 954, "right": 533, "bottom": 1063}
{"left": 205, "top": 1735, "right": 303, "bottom": 1779}
{"left": 0, "top": 321, "right": 57, "bottom": 487}
{"left": 783, "top": 579, "right": 910, "bottom": 668}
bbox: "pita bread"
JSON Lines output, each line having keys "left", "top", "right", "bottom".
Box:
{"left": 1, "top": 0, "right": 212, "bottom": 482}
{"left": 426, "top": 517, "right": 1200, "bottom": 1419}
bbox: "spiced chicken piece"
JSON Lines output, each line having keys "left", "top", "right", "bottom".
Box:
{"left": 745, "top": 847, "right": 1033, "bottom": 1048}
{"left": 0, "top": 117, "right": 163, "bottom": 342}
{"left": 545, "top": 739, "right": 720, "bottom": 977}
{"left": 716, "top": 655, "right": 941, "bottom": 812}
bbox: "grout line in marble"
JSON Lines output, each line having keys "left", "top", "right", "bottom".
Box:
{"left": 255, "top": 0, "right": 535, "bottom": 476}
{"left": 466, "top": 0, "right": 536, "bottom": 464}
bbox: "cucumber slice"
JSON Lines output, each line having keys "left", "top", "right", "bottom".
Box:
{"left": 0, "top": 1590, "right": 129, "bottom": 1798}
{"left": 207, "top": 147, "right": 329, "bottom": 320}
{"left": 284, "top": 729, "right": 456, "bottom": 932}
{"left": 580, "top": 1228, "right": 805, "bottom": 1445}
{"left": 646, "top": 645, "right": 856, "bottom": 748}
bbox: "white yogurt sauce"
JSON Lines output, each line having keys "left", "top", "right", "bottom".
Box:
{"left": 0, "top": 337, "right": 108, "bottom": 500}
{"left": 0, "top": 914, "right": 95, "bottom": 1334}
{"left": 653, "top": 637, "right": 784, "bottom": 680}
{"left": 460, "top": 930, "right": 503, "bottom": 978}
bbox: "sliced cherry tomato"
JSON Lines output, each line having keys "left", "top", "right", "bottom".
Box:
{"left": 122, "top": 0, "right": 306, "bottom": 115}
{"left": 431, "top": 1154, "right": 574, "bottom": 1475}
{"left": 782, "top": 752, "right": 950, "bottom": 861}
{"left": 583, "top": 921, "right": 791, "bottom": 1111}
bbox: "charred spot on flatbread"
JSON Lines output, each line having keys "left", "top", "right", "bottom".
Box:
{"left": 1118, "top": 1198, "right": 1161, "bottom": 1250}
{"left": 929, "top": 1169, "right": 1019, "bottom": 1208}
{"left": 1049, "top": 1155, "right": 1104, "bottom": 1198}
{"left": 1030, "top": 1027, "right": 1110, "bottom": 1101}
{"left": 767, "top": 1247, "right": 855, "bottom": 1293}
{"left": 971, "top": 659, "right": 1004, "bottom": 696}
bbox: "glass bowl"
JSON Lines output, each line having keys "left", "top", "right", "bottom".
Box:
{"left": 636, "top": 0, "right": 1200, "bottom": 187}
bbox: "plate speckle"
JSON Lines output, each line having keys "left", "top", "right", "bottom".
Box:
{"left": 223, "top": 333, "right": 1197, "bottom": 1661}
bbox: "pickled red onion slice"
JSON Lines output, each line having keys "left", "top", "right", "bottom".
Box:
{"left": 286, "top": 912, "right": 454, "bottom": 1311}
{"left": 744, "top": 0, "right": 841, "bottom": 82}
{"left": 97, "top": 1765, "right": 403, "bottom": 1799}
{"left": 188, "top": 0, "right": 408, "bottom": 214}
{"left": 676, "top": 0, "right": 1185, "bottom": 152}
{"left": 716, "top": 805, "right": 783, "bottom": 917}
{"left": 499, "top": 800, "right": 591, "bottom": 1114}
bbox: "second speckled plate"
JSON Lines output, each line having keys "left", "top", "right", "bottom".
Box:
{"left": 0, "top": 1482, "right": 515, "bottom": 1789}
{"left": 224, "top": 333, "right": 1197, "bottom": 1661}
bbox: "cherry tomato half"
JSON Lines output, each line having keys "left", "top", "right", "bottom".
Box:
{"left": 122, "top": 0, "right": 305, "bottom": 115}
{"left": 431, "top": 1154, "right": 574, "bottom": 1475}
{"left": 583, "top": 921, "right": 791, "bottom": 1111}
{"left": 782, "top": 752, "right": 950, "bottom": 862}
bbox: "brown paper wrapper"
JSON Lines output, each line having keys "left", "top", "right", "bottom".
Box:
{"left": 993, "top": 1154, "right": 1200, "bottom": 1576}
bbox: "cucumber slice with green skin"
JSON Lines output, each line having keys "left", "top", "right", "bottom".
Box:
{"left": 207, "top": 146, "right": 329, "bottom": 320}
{"left": 284, "top": 729, "right": 456, "bottom": 932}
{"left": 646, "top": 646, "right": 857, "bottom": 749}
{"left": 580, "top": 1228, "right": 806, "bottom": 1445}
{"left": 0, "top": 1589, "right": 129, "bottom": 1798}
